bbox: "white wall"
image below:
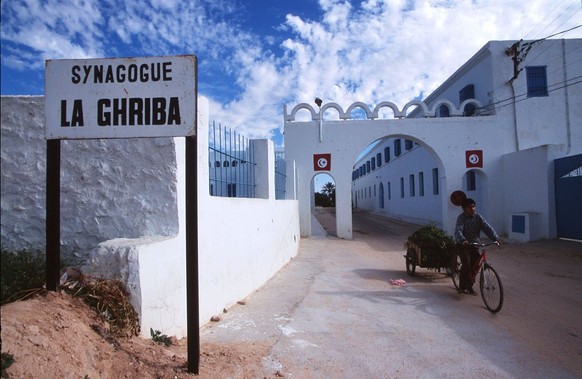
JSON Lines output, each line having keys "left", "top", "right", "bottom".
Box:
{"left": 353, "top": 140, "right": 442, "bottom": 226}
{"left": 1, "top": 95, "right": 300, "bottom": 338}
{"left": 1, "top": 96, "right": 178, "bottom": 261}
{"left": 502, "top": 144, "right": 566, "bottom": 240}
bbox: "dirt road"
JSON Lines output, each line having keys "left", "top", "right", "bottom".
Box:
{"left": 201, "top": 208, "right": 582, "bottom": 378}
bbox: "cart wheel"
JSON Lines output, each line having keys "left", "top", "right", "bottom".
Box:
{"left": 406, "top": 249, "right": 416, "bottom": 276}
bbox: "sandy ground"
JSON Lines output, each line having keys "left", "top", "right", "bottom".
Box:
{"left": 2, "top": 208, "right": 581, "bottom": 378}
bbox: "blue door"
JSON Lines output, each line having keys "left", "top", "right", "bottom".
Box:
{"left": 554, "top": 154, "right": 582, "bottom": 240}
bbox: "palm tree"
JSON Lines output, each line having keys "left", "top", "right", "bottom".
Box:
{"left": 321, "top": 182, "right": 336, "bottom": 206}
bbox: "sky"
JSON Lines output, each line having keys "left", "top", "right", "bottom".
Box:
{"left": 2, "top": 0, "right": 582, "bottom": 149}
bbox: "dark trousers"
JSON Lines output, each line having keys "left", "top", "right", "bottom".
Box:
{"left": 458, "top": 245, "right": 480, "bottom": 291}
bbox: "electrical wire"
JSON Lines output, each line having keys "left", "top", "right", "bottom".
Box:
{"left": 523, "top": 0, "right": 576, "bottom": 40}
{"left": 475, "top": 75, "right": 582, "bottom": 114}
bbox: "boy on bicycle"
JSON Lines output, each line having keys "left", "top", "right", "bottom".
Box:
{"left": 454, "top": 198, "right": 500, "bottom": 294}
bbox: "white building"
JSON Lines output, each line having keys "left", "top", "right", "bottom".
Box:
{"left": 285, "top": 39, "right": 581, "bottom": 241}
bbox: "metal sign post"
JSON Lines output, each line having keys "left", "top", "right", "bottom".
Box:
{"left": 45, "top": 55, "right": 200, "bottom": 374}
{"left": 46, "top": 139, "right": 61, "bottom": 291}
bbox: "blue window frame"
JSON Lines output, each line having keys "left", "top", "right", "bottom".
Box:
{"left": 459, "top": 84, "right": 475, "bottom": 102}
{"left": 384, "top": 147, "right": 390, "bottom": 162}
{"left": 366, "top": 161, "right": 371, "bottom": 173}
{"left": 419, "top": 172, "right": 424, "bottom": 196}
{"left": 376, "top": 153, "right": 382, "bottom": 167}
{"left": 409, "top": 174, "right": 415, "bottom": 196}
{"left": 371, "top": 157, "right": 376, "bottom": 170}
{"left": 432, "top": 168, "right": 439, "bottom": 195}
{"left": 394, "top": 139, "right": 401, "bottom": 157}
{"left": 526, "top": 66, "right": 548, "bottom": 97}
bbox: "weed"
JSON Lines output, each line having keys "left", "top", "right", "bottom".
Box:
{"left": 1, "top": 249, "right": 46, "bottom": 305}
{"left": 1, "top": 352, "right": 15, "bottom": 378}
{"left": 150, "top": 328, "right": 172, "bottom": 346}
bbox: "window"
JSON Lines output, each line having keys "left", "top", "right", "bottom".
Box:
{"left": 459, "top": 84, "right": 476, "bottom": 116}
{"left": 409, "top": 174, "right": 415, "bottom": 196}
{"left": 371, "top": 157, "right": 376, "bottom": 170}
{"left": 459, "top": 84, "right": 475, "bottom": 102}
{"left": 366, "top": 161, "right": 371, "bottom": 173}
{"left": 405, "top": 139, "right": 413, "bottom": 150}
{"left": 388, "top": 182, "right": 391, "bottom": 200}
{"left": 419, "top": 172, "right": 424, "bottom": 196}
{"left": 432, "top": 168, "right": 439, "bottom": 195}
{"left": 400, "top": 177, "right": 404, "bottom": 198}
{"left": 384, "top": 147, "right": 390, "bottom": 163}
{"left": 223, "top": 160, "right": 230, "bottom": 167}
{"left": 467, "top": 170, "right": 476, "bottom": 191}
{"left": 394, "top": 139, "right": 402, "bottom": 157}
{"left": 215, "top": 161, "right": 221, "bottom": 167}
{"left": 374, "top": 184, "right": 377, "bottom": 197}
{"left": 526, "top": 66, "right": 548, "bottom": 97}
{"left": 376, "top": 153, "right": 382, "bottom": 167}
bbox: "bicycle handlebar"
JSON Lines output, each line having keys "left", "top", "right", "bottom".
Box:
{"left": 470, "top": 241, "right": 501, "bottom": 248}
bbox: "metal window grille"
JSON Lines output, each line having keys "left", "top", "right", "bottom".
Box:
{"left": 208, "top": 121, "right": 256, "bottom": 198}
{"left": 526, "top": 66, "right": 548, "bottom": 97}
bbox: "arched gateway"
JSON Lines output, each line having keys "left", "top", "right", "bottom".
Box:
{"left": 283, "top": 99, "right": 502, "bottom": 239}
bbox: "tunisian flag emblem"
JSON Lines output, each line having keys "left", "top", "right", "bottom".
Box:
{"left": 465, "top": 150, "right": 483, "bottom": 168}
{"left": 313, "top": 153, "right": 332, "bottom": 171}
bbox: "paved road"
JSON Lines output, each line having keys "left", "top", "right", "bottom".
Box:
{"left": 201, "top": 208, "right": 582, "bottom": 378}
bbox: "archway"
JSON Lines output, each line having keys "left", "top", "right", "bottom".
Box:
{"left": 284, "top": 99, "right": 498, "bottom": 239}
{"left": 311, "top": 173, "right": 336, "bottom": 236}
{"left": 351, "top": 136, "right": 444, "bottom": 230}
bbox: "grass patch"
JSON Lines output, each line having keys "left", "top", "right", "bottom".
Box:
{"left": 1, "top": 249, "right": 46, "bottom": 305}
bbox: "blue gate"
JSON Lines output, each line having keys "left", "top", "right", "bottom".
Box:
{"left": 554, "top": 154, "right": 582, "bottom": 240}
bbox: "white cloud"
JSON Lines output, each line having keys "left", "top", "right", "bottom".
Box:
{"left": 1, "top": 0, "right": 581, "bottom": 143}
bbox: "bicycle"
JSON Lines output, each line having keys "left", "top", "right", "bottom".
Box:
{"left": 451, "top": 242, "right": 504, "bottom": 313}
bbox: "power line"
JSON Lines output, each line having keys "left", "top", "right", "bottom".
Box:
{"left": 528, "top": 0, "right": 582, "bottom": 40}
{"left": 523, "top": 0, "right": 577, "bottom": 40}
{"left": 475, "top": 75, "right": 582, "bottom": 114}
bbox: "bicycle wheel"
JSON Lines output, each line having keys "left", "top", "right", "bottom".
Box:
{"left": 405, "top": 248, "right": 416, "bottom": 276}
{"left": 480, "top": 264, "right": 504, "bottom": 313}
{"left": 451, "top": 253, "right": 462, "bottom": 290}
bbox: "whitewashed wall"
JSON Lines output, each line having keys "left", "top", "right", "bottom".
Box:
{"left": 1, "top": 96, "right": 178, "bottom": 261}
{"left": 353, "top": 141, "right": 442, "bottom": 226}
{"left": 1, "top": 95, "right": 300, "bottom": 338}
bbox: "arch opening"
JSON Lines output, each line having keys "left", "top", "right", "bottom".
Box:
{"left": 312, "top": 173, "right": 336, "bottom": 236}
{"left": 351, "top": 134, "right": 446, "bottom": 231}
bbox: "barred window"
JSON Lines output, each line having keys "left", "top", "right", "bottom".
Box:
{"left": 526, "top": 66, "right": 548, "bottom": 97}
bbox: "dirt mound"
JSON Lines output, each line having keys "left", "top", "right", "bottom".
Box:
{"left": 1, "top": 292, "right": 272, "bottom": 378}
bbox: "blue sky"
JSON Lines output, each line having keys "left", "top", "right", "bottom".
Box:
{"left": 2, "top": 0, "right": 581, "bottom": 147}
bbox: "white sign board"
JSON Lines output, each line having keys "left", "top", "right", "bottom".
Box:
{"left": 45, "top": 55, "right": 197, "bottom": 139}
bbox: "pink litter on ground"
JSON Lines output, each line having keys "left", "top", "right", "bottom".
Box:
{"left": 390, "top": 279, "right": 406, "bottom": 286}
